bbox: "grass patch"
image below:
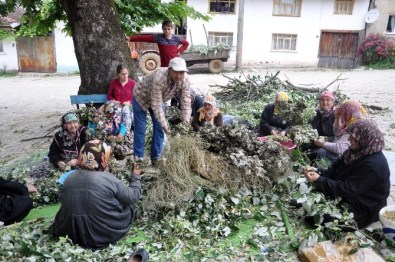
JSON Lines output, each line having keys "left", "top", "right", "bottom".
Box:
{"left": 0, "top": 71, "right": 18, "bottom": 77}
{"left": 24, "top": 203, "right": 61, "bottom": 221}
{"left": 365, "top": 60, "right": 395, "bottom": 70}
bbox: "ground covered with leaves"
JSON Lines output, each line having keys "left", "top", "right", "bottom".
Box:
{"left": 1, "top": 72, "right": 394, "bottom": 261}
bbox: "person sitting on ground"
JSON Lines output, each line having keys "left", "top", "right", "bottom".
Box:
{"left": 48, "top": 112, "right": 89, "bottom": 171}
{"left": 107, "top": 64, "right": 136, "bottom": 133}
{"left": 0, "top": 177, "right": 37, "bottom": 226}
{"left": 305, "top": 91, "right": 336, "bottom": 159}
{"left": 192, "top": 94, "right": 223, "bottom": 131}
{"left": 304, "top": 119, "right": 390, "bottom": 228}
{"left": 312, "top": 91, "right": 336, "bottom": 140}
{"left": 100, "top": 101, "right": 127, "bottom": 142}
{"left": 259, "top": 91, "right": 292, "bottom": 137}
{"left": 52, "top": 140, "right": 143, "bottom": 249}
{"left": 127, "top": 19, "right": 189, "bottom": 67}
{"left": 312, "top": 99, "right": 367, "bottom": 161}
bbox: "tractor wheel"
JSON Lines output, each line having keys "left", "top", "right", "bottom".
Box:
{"left": 139, "top": 52, "right": 161, "bottom": 75}
{"left": 208, "top": 59, "right": 224, "bottom": 74}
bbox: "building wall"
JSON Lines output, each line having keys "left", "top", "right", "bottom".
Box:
{"left": 0, "top": 38, "right": 19, "bottom": 71}
{"left": 366, "top": 0, "right": 395, "bottom": 38}
{"left": 54, "top": 22, "right": 79, "bottom": 73}
{"left": 187, "top": 0, "right": 369, "bottom": 66}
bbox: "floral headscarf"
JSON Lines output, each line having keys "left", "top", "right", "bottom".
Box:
{"left": 198, "top": 95, "right": 220, "bottom": 122}
{"left": 343, "top": 119, "right": 384, "bottom": 165}
{"left": 77, "top": 140, "right": 111, "bottom": 171}
{"left": 101, "top": 101, "right": 121, "bottom": 136}
{"left": 335, "top": 99, "right": 367, "bottom": 136}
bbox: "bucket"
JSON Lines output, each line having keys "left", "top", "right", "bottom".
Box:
{"left": 257, "top": 136, "right": 297, "bottom": 151}
{"left": 379, "top": 205, "right": 395, "bottom": 248}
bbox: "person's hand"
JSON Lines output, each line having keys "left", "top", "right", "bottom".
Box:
{"left": 117, "top": 134, "right": 124, "bottom": 140}
{"left": 27, "top": 184, "right": 37, "bottom": 194}
{"left": 122, "top": 101, "right": 131, "bottom": 106}
{"left": 279, "top": 131, "right": 286, "bottom": 136}
{"left": 164, "top": 128, "right": 172, "bottom": 138}
{"left": 270, "top": 129, "right": 277, "bottom": 135}
{"left": 57, "top": 161, "right": 66, "bottom": 170}
{"left": 131, "top": 163, "right": 144, "bottom": 176}
{"left": 314, "top": 139, "right": 325, "bottom": 147}
{"left": 68, "top": 159, "right": 78, "bottom": 167}
{"left": 304, "top": 171, "right": 320, "bottom": 182}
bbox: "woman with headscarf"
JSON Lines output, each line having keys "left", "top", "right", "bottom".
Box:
{"left": 259, "top": 91, "right": 292, "bottom": 136}
{"left": 312, "top": 99, "right": 367, "bottom": 161}
{"left": 48, "top": 112, "right": 89, "bottom": 171}
{"left": 311, "top": 91, "right": 336, "bottom": 140}
{"left": 192, "top": 94, "right": 223, "bottom": 131}
{"left": 52, "top": 140, "right": 143, "bottom": 249}
{"left": 304, "top": 119, "right": 390, "bottom": 228}
{"left": 107, "top": 65, "right": 136, "bottom": 134}
{"left": 102, "top": 101, "right": 127, "bottom": 141}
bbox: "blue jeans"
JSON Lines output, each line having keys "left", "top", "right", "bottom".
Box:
{"left": 133, "top": 98, "right": 164, "bottom": 160}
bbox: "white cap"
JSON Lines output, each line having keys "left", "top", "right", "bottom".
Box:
{"left": 169, "top": 57, "right": 188, "bottom": 72}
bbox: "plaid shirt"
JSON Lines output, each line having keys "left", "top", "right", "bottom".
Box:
{"left": 134, "top": 68, "right": 191, "bottom": 133}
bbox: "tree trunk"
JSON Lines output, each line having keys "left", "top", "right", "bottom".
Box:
{"left": 62, "top": 0, "right": 133, "bottom": 95}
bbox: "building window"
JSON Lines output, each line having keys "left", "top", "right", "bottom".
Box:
{"left": 0, "top": 40, "right": 3, "bottom": 53}
{"left": 208, "top": 32, "right": 233, "bottom": 46}
{"left": 273, "top": 0, "right": 302, "bottom": 17}
{"left": 271, "top": 34, "right": 297, "bottom": 51}
{"left": 387, "top": 15, "right": 395, "bottom": 33}
{"left": 209, "top": 0, "right": 236, "bottom": 14}
{"left": 334, "top": 0, "right": 354, "bottom": 15}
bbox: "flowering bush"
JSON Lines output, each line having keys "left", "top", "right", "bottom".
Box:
{"left": 358, "top": 33, "right": 395, "bottom": 64}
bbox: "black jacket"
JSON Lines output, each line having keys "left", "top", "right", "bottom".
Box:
{"left": 0, "top": 178, "right": 33, "bottom": 225}
{"left": 311, "top": 109, "right": 335, "bottom": 141}
{"left": 259, "top": 103, "right": 292, "bottom": 136}
{"left": 48, "top": 126, "right": 89, "bottom": 166}
{"left": 315, "top": 151, "right": 390, "bottom": 228}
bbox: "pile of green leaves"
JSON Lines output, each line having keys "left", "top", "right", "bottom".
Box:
{"left": 185, "top": 43, "right": 231, "bottom": 55}
{"left": 1, "top": 165, "right": 380, "bottom": 261}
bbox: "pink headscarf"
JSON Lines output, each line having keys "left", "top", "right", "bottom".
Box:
{"left": 320, "top": 91, "right": 335, "bottom": 101}
{"left": 335, "top": 100, "right": 367, "bottom": 136}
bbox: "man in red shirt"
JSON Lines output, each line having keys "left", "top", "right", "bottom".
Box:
{"left": 128, "top": 20, "right": 189, "bottom": 67}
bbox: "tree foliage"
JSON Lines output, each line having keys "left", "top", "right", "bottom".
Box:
{"left": 0, "top": 0, "right": 210, "bottom": 36}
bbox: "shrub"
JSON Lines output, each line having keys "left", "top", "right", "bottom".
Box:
{"left": 358, "top": 33, "right": 395, "bottom": 65}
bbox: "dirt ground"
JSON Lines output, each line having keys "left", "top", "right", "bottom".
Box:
{"left": 0, "top": 67, "right": 394, "bottom": 169}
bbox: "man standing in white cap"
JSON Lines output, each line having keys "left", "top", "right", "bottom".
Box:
{"left": 132, "top": 57, "right": 191, "bottom": 163}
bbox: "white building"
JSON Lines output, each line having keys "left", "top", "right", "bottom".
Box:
{"left": 186, "top": 0, "right": 370, "bottom": 68}
{"left": 0, "top": 12, "right": 78, "bottom": 73}
{"left": 365, "top": 0, "right": 395, "bottom": 38}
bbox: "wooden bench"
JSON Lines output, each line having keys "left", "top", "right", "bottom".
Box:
{"left": 70, "top": 94, "right": 108, "bottom": 109}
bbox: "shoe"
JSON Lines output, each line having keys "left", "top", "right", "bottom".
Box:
{"left": 151, "top": 159, "right": 158, "bottom": 167}
{"left": 128, "top": 248, "right": 149, "bottom": 262}
{"left": 134, "top": 156, "right": 144, "bottom": 163}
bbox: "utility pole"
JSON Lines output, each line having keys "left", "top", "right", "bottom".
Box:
{"left": 236, "top": 0, "right": 245, "bottom": 70}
